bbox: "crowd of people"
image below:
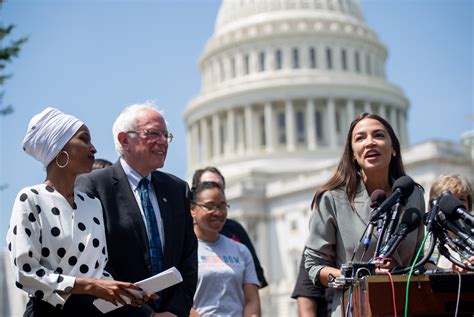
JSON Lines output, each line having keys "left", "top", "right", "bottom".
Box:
{"left": 6, "top": 103, "right": 473, "bottom": 317}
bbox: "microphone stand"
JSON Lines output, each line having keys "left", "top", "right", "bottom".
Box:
{"left": 374, "top": 206, "right": 393, "bottom": 258}
{"left": 384, "top": 200, "right": 404, "bottom": 245}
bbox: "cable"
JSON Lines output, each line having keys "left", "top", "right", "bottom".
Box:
{"left": 454, "top": 270, "right": 461, "bottom": 317}
{"left": 404, "top": 229, "right": 429, "bottom": 317}
{"left": 343, "top": 286, "right": 348, "bottom": 317}
{"left": 382, "top": 271, "right": 397, "bottom": 317}
{"left": 348, "top": 285, "right": 354, "bottom": 317}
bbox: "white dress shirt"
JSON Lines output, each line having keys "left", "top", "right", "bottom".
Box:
{"left": 119, "top": 158, "right": 165, "bottom": 251}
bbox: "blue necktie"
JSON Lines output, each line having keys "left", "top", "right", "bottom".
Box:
{"left": 137, "top": 178, "right": 164, "bottom": 309}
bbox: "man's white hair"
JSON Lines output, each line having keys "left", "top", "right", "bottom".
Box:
{"left": 112, "top": 101, "right": 166, "bottom": 156}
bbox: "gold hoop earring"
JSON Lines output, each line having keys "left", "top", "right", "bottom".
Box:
{"left": 55, "top": 151, "right": 70, "bottom": 168}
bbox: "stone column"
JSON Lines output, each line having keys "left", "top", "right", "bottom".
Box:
{"left": 300, "top": 44, "right": 309, "bottom": 69}
{"left": 364, "top": 100, "right": 372, "bottom": 114}
{"left": 285, "top": 100, "right": 296, "bottom": 151}
{"left": 333, "top": 44, "right": 341, "bottom": 71}
{"left": 264, "top": 102, "right": 275, "bottom": 153}
{"left": 199, "top": 118, "right": 209, "bottom": 163}
{"left": 347, "top": 99, "right": 355, "bottom": 123}
{"left": 235, "top": 51, "right": 244, "bottom": 77}
{"left": 379, "top": 103, "right": 387, "bottom": 120}
{"left": 317, "top": 46, "right": 325, "bottom": 70}
{"left": 388, "top": 106, "right": 398, "bottom": 135}
{"left": 236, "top": 111, "right": 245, "bottom": 154}
{"left": 245, "top": 104, "right": 254, "bottom": 153}
{"left": 283, "top": 46, "right": 291, "bottom": 70}
{"left": 327, "top": 98, "right": 337, "bottom": 149}
{"left": 212, "top": 114, "right": 221, "bottom": 159}
{"left": 306, "top": 99, "right": 317, "bottom": 150}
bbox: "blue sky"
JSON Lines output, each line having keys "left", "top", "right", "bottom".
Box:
{"left": 1, "top": 0, "right": 472, "bottom": 246}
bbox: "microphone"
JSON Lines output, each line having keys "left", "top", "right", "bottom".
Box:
{"left": 439, "top": 194, "right": 474, "bottom": 227}
{"left": 363, "top": 190, "right": 387, "bottom": 251}
{"left": 369, "top": 176, "right": 415, "bottom": 223}
{"left": 436, "top": 210, "right": 474, "bottom": 252}
{"left": 378, "top": 207, "right": 422, "bottom": 259}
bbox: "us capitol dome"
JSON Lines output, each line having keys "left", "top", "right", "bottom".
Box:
{"left": 183, "top": 0, "right": 472, "bottom": 315}
{"left": 184, "top": 0, "right": 409, "bottom": 175}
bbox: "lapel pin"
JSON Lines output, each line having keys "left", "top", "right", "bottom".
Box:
{"left": 162, "top": 198, "right": 167, "bottom": 203}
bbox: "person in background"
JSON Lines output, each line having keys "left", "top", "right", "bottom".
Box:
{"left": 191, "top": 167, "right": 268, "bottom": 288}
{"left": 428, "top": 174, "right": 473, "bottom": 271}
{"left": 7, "top": 107, "right": 152, "bottom": 316}
{"left": 77, "top": 102, "right": 197, "bottom": 317}
{"left": 92, "top": 158, "right": 112, "bottom": 170}
{"left": 189, "top": 181, "right": 260, "bottom": 317}
{"left": 304, "top": 113, "right": 425, "bottom": 317}
{"left": 291, "top": 254, "right": 328, "bottom": 317}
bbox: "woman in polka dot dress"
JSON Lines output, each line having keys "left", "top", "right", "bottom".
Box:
{"left": 6, "top": 108, "right": 154, "bottom": 316}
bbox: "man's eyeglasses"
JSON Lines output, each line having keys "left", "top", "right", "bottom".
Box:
{"left": 127, "top": 130, "right": 173, "bottom": 143}
{"left": 193, "top": 203, "right": 230, "bottom": 213}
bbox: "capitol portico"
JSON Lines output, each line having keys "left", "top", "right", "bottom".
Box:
{"left": 184, "top": 1, "right": 473, "bottom": 316}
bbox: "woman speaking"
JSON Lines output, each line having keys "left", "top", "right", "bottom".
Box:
{"left": 304, "top": 113, "right": 425, "bottom": 316}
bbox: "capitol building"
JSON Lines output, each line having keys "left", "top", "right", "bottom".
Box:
{"left": 184, "top": 0, "right": 473, "bottom": 315}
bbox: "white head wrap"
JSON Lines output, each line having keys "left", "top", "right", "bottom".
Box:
{"left": 22, "top": 107, "right": 84, "bottom": 167}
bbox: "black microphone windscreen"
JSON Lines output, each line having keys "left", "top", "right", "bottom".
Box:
{"left": 401, "top": 207, "right": 422, "bottom": 232}
{"left": 370, "top": 189, "right": 387, "bottom": 208}
{"left": 439, "top": 194, "right": 465, "bottom": 218}
{"left": 392, "top": 176, "right": 415, "bottom": 198}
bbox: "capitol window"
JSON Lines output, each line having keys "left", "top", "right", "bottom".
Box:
{"left": 341, "top": 48, "right": 348, "bottom": 70}
{"left": 296, "top": 110, "right": 305, "bottom": 144}
{"left": 259, "top": 51, "right": 265, "bottom": 72}
{"left": 326, "top": 47, "right": 333, "bottom": 69}
{"left": 275, "top": 49, "right": 282, "bottom": 70}
{"left": 292, "top": 48, "right": 300, "bottom": 69}
{"left": 259, "top": 114, "right": 266, "bottom": 146}
{"left": 244, "top": 54, "right": 250, "bottom": 75}
{"left": 354, "top": 51, "right": 361, "bottom": 73}
{"left": 314, "top": 110, "right": 323, "bottom": 142}
{"left": 278, "top": 111, "right": 286, "bottom": 144}
{"left": 309, "top": 47, "right": 316, "bottom": 68}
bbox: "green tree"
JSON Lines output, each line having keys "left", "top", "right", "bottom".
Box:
{"left": 0, "top": 21, "right": 28, "bottom": 115}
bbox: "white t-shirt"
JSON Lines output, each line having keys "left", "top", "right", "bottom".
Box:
{"left": 6, "top": 184, "right": 112, "bottom": 309}
{"left": 193, "top": 235, "right": 259, "bottom": 317}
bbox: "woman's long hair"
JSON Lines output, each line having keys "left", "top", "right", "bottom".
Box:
{"left": 311, "top": 113, "right": 406, "bottom": 210}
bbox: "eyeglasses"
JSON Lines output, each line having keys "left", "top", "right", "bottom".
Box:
{"left": 193, "top": 203, "right": 230, "bottom": 213}
{"left": 127, "top": 130, "right": 173, "bottom": 143}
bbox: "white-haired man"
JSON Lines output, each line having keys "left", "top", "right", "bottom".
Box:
{"left": 77, "top": 102, "right": 197, "bottom": 317}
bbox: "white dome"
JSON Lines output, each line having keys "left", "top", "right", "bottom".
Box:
{"left": 185, "top": 0, "right": 409, "bottom": 176}
{"left": 215, "top": 0, "right": 365, "bottom": 35}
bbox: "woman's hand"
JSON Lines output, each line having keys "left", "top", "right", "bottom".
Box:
{"left": 69, "top": 278, "right": 156, "bottom": 306}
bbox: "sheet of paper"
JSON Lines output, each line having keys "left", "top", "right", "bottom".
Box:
{"left": 93, "top": 267, "right": 183, "bottom": 313}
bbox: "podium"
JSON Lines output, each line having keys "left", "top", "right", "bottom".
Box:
{"left": 344, "top": 273, "right": 474, "bottom": 316}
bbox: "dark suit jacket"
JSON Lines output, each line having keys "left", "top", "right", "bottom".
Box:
{"left": 76, "top": 161, "right": 197, "bottom": 317}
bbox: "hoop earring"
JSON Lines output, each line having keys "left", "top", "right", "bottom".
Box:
{"left": 55, "top": 151, "right": 70, "bottom": 168}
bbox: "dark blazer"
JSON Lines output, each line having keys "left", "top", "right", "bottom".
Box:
{"left": 76, "top": 161, "right": 197, "bottom": 317}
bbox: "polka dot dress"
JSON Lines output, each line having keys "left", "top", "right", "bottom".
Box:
{"left": 6, "top": 184, "right": 112, "bottom": 308}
